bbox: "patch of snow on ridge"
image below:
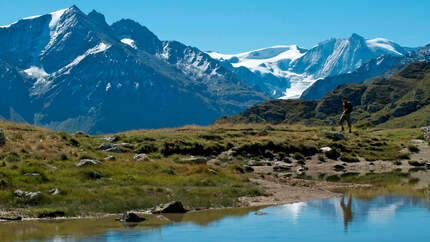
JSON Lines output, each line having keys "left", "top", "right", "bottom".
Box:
{"left": 23, "top": 15, "right": 43, "bottom": 20}
{"left": 121, "top": 38, "right": 137, "bottom": 49}
{"left": 207, "top": 45, "right": 306, "bottom": 77}
{"left": 62, "top": 42, "right": 112, "bottom": 71}
{"left": 49, "top": 8, "right": 67, "bottom": 28}
{"left": 23, "top": 66, "right": 49, "bottom": 79}
{"left": 366, "top": 38, "right": 403, "bottom": 56}
{"left": 23, "top": 66, "right": 53, "bottom": 96}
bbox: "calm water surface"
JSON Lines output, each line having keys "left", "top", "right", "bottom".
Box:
{"left": 2, "top": 195, "right": 430, "bottom": 241}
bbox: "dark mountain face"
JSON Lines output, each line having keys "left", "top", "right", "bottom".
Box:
{"left": 217, "top": 61, "right": 430, "bottom": 129}
{"left": 0, "top": 6, "right": 268, "bottom": 134}
{"left": 300, "top": 45, "right": 430, "bottom": 100}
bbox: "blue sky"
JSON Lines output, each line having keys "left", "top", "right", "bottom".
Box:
{"left": 0, "top": 0, "right": 429, "bottom": 53}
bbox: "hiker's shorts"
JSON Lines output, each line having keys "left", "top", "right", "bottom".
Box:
{"left": 340, "top": 113, "right": 351, "bottom": 125}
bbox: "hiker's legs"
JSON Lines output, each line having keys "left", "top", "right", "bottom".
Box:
{"left": 339, "top": 114, "right": 345, "bottom": 131}
{"left": 346, "top": 114, "right": 351, "bottom": 133}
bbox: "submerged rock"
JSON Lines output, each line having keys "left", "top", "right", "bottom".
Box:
{"left": 76, "top": 159, "right": 102, "bottom": 167}
{"left": 152, "top": 201, "right": 187, "bottom": 214}
{"left": 14, "top": 189, "right": 42, "bottom": 200}
{"left": 117, "top": 212, "right": 146, "bottom": 222}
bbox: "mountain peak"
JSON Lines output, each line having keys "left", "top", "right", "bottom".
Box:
{"left": 88, "top": 9, "right": 108, "bottom": 27}
{"left": 348, "top": 33, "right": 365, "bottom": 42}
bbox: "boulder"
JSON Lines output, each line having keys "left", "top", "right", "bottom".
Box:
{"left": 118, "top": 143, "right": 135, "bottom": 149}
{"left": 14, "top": 189, "right": 42, "bottom": 200}
{"left": 105, "top": 146, "right": 124, "bottom": 153}
{"left": 117, "top": 212, "right": 146, "bottom": 222}
{"left": 179, "top": 156, "right": 208, "bottom": 164}
{"left": 244, "top": 165, "right": 254, "bottom": 172}
{"left": 88, "top": 170, "right": 102, "bottom": 179}
{"left": 208, "top": 168, "right": 218, "bottom": 174}
{"left": 273, "top": 162, "right": 292, "bottom": 172}
{"left": 134, "top": 154, "right": 150, "bottom": 162}
{"left": 0, "top": 216, "right": 22, "bottom": 221}
{"left": 321, "top": 130, "right": 346, "bottom": 141}
{"left": 104, "top": 136, "right": 118, "bottom": 142}
{"left": 152, "top": 201, "right": 187, "bottom": 214}
{"left": 320, "top": 147, "right": 332, "bottom": 152}
{"left": 104, "top": 155, "right": 116, "bottom": 161}
{"left": 24, "top": 173, "right": 41, "bottom": 176}
{"left": 325, "top": 149, "right": 341, "bottom": 160}
{"left": 421, "top": 126, "right": 430, "bottom": 141}
{"left": 0, "top": 128, "right": 5, "bottom": 145}
{"left": 38, "top": 211, "right": 65, "bottom": 218}
{"left": 98, "top": 143, "right": 114, "bottom": 150}
{"left": 49, "top": 188, "right": 60, "bottom": 195}
{"left": 333, "top": 164, "right": 345, "bottom": 171}
{"left": 76, "top": 159, "right": 102, "bottom": 167}
{"left": 98, "top": 143, "right": 124, "bottom": 153}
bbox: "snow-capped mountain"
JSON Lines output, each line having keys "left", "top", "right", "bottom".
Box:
{"left": 0, "top": 6, "right": 268, "bottom": 134}
{"left": 208, "top": 34, "right": 413, "bottom": 99}
{"left": 301, "top": 44, "right": 430, "bottom": 100}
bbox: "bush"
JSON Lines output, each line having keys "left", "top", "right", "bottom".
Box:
{"left": 407, "top": 145, "right": 419, "bottom": 153}
{"left": 325, "top": 149, "right": 341, "bottom": 160}
{"left": 318, "top": 155, "right": 326, "bottom": 162}
{"left": 340, "top": 154, "right": 359, "bottom": 163}
{"left": 293, "top": 152, "right": 305, "bottom": 161}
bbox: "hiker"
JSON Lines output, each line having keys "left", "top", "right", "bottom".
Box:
{"left": 339, "top": 97, "right": 352, "bottom": 133}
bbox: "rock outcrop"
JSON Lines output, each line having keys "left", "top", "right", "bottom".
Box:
{"left": 152, "top": 201, "right": 187, "bottom": 214}
{"left": 76, "top": 159, "right": 102, "bottom": 167}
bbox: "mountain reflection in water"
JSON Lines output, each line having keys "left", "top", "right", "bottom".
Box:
{"left": 1, "top": 195, "right": 429, "bottom": 242}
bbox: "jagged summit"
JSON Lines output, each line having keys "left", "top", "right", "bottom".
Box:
{"left": 0, "top": 6, "right": 268, "bottom": 134}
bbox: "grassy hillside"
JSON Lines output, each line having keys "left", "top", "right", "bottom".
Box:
{"left": 0, "top": 120, "right": 424, "bottom": 217}
{"left": 217, "top": 62, "right": 430, "bottom": 128}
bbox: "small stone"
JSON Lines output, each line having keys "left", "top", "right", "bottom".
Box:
{"left": 179, "top": 156, "right": 208, "bottom": 164}
{"left": 118, "top": 143, "right": 135, "bottom": 149}
{"left": 320, "top": 147, "right": 332, "bottom": 152}
{"left": 104, "top": 136, "right": 118, "bottom": 142}
{"left": 14, "top": 189, "right": 42, "bottom": 200}
{"left": 24, "top": 173, "right": 41, "bottom": 176}
{"left": 134, "top": 154, "right": 150, "bottom": 162}
{"left": 104, "top": 155, "right": 116, "bottom": 161}
{"left": 273, "top": 162, "right": 292, "bottom": 172}
{"left": 322, "top": 130, "right": 346, "bottom": 141}
{"left": 98, "top": 143, "right": 114, "bottom": 150}
{"left": 76, "top": 159, "right": 102, "bottom": 167}
{"left": 105, "top": 146, "right": 124, "bottom": 153}
{"left": 334, "top": 165, "right": 345, "bottom": 171}
{"left": 49, "top": 188, "right": 60, "bottom": 195}
{"left": 244, "top": 165, "right": 254, "bottom": 172}
{"left": 208, "top": 168, "right": 218, "bottom": 174}
{"left": 88, "top": 170, "right": 102, "bottom": 179}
